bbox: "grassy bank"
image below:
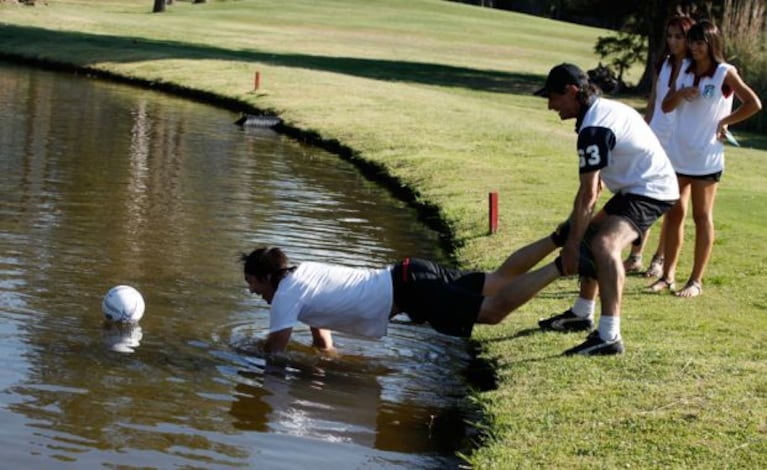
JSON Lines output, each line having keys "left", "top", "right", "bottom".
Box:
{"left": 2, "top": 0, "right": 765, "bottom": 467}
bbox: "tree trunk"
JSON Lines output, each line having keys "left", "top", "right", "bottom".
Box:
{"left": 152, "top": 0, "right": 165, "bottom": 13}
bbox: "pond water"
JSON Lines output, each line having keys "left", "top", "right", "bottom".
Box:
{"left": 0, "top": 62, "right": 475, "bottom": 469}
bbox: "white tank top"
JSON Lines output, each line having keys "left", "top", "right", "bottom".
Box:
{"left": 649, "top": 58, "right": 690, "bottom": 151}
{"left": 667, "top": 63, "right": 734, "bottom": 175}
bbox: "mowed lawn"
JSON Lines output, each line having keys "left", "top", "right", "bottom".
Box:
{"left": 1, "top": 0, "right": 765, "bottom": 467}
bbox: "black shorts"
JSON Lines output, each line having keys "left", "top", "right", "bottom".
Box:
{"left": 390, "top": 258, "right": 485, "bottom": 338}
{"left": 677, "top": 171, "right": 722, "bottom": 182}
{"left": 603, "top": 193, "right": 676, "bottom": 243}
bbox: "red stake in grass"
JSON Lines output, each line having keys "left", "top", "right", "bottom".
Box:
{"left": 489, "top": 192, "right": 498, "bottom": 234}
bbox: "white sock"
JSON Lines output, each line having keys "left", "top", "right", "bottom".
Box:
{"left": 598, "top": 316, "right": 621, "bottom": 342}
{"left": 571, "top": 297, "right": 595, "bottom": 318}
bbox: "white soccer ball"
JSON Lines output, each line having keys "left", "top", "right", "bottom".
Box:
{"left": 102, "top": 285, "right": 145, "bottom": 323}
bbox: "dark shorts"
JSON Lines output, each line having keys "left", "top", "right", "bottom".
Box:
{"left": 677, "top": 171, "right": 722, "bottom": 182}
{"left": 603, "top": 193, "right": 676, "bottom": 243}
{"left": 390, "top": 258, "right": 485, "bottom": 338}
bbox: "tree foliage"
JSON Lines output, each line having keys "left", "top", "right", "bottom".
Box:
{"left": 454, "top": 0, "right": 764, "bottom": 97}
{"left": 594, "top": 19, "right": 647, "bottom": 89}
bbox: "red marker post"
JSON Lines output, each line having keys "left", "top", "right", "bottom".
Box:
{"left": 489, "top": 191, "right": 499, "bottom": 234}
{"left": 254, "top": 71, "right": 261, "bottom": 90}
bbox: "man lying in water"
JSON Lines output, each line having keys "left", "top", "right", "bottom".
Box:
{"left": 242, "top": 228, "right": 575, "bottom": 353}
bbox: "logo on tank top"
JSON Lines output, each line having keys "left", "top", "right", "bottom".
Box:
{"left": 702, "top": 84, "right": 716, "bottom": 98}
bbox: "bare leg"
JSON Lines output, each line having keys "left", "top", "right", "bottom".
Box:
{"left": 559, "top": 214, "right": 604, "bottom": 314}
{"left": 579, "top": 277, "right": 599, "bottom": 301}
{"left": 660, "top": 177, "right": 692, "bottom": 284}
{"left": 644, "top": 216, "right": 668, "bottom": 278}
{"left": 677, "top": 179, "right": 718, "bottom": 297}
{"left": 592, "top": 217, "right": 637, "bottom": 322}
{"left": 483, "top": 235, "right": 557, "bottom": 296}
{"left": 654, "top": 217, "right": 668, "bottom": 258}
{"left": 624, "top": 227, "right": 650, "bottom": 272}
{"left": 476, "top": 263, "right": 561, "bottom": 324}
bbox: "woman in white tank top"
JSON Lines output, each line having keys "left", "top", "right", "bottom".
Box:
{"left": 626, "top": 15, "right": 694, "bottom": 279}
{"left": 652, "top": 20, "right": 762, "bottom": 297}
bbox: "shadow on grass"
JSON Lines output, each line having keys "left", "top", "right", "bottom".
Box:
{"left": 0, "top": 24, "right": 541, "bottom": 95}
{"left": 737, "top": 131, "right": 767, "bottom": 151}
{"left": 535, "top": 287, "right": 582, "bottom": 299}
{"left": 482, "top": 327, "right": 542, "bottom": 342}
{"left": 497, "top": 353, "right": 565, "bottom": 367}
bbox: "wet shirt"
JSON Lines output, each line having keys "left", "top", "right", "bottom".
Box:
{"left": 577, "top": 97, "right": 679, "bottom": 202}
{"left": 269, "top": 262, "right": 393, "bottom": 338}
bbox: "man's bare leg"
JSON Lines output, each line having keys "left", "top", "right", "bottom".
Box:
{"left": 483, "top": 235, "right": 558, "bottom": 296}
{"left": 476, "top": 262, "right": 561, "bottom": 325}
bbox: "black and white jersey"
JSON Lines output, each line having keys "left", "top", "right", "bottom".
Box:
{"left": 577, "top": 98, "right": 679, "bottom": 201}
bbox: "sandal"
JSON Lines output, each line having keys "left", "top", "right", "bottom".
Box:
{"left": 643, "top": 255, "right": 664, "bottom": 278}
{"left": 675, "top": 279, "right": 702, "bottom": 298}
{"left": 624, "top": 254, "right": 643, "bottom": 273}
{"left": 647, "top": 277, "right": 675, "bottom": 293}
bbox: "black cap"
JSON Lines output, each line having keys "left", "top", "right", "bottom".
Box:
{"left": 534, "top": 63, "right": 588, "bottom": 97}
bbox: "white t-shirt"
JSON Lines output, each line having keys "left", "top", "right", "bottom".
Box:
{"left": 650, "top": 58, "right": 690, "bottom": 151}
{"left": 667, "top": 63, "right": 734, "bottom": 175}
{"left": 269, "top": 262, "right": 393, "bottom": 338}
{"left": 577, "top": 97, "right": 679, "bottom": 201}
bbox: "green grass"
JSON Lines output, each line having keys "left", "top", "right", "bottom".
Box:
{"left": 2, "top": 0, "right": 765, "bottom": 467}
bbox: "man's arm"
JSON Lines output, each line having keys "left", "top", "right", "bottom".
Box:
{"left": 264, "top": 327, "right": 293, "bottom": 354}
{"left": 562, "top": 125, "right": 614, "bottom": 275}
{"left": 310, "top": 327, "right": 334, "bottom": 351}
{"left": 562, "top": 170, "right": 601, "bottom": 275}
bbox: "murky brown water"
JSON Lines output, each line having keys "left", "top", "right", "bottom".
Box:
{"left": 0, "top": 62, "right": 474, "bottom": 469}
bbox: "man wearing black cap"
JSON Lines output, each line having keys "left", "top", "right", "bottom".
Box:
{"left": 534, "top": 63, "right": 679, "bottom": 355}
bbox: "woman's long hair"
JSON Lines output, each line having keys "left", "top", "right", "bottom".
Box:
{"left": 688, "top": 20, "right": 725, "bottom": 65}
{"left": 655, "top": 15, "right": 696, "bottom": 73}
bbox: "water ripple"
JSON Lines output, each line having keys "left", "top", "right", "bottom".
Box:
{"left": 0, "top": 61, "right": 463, "bottom": 469}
